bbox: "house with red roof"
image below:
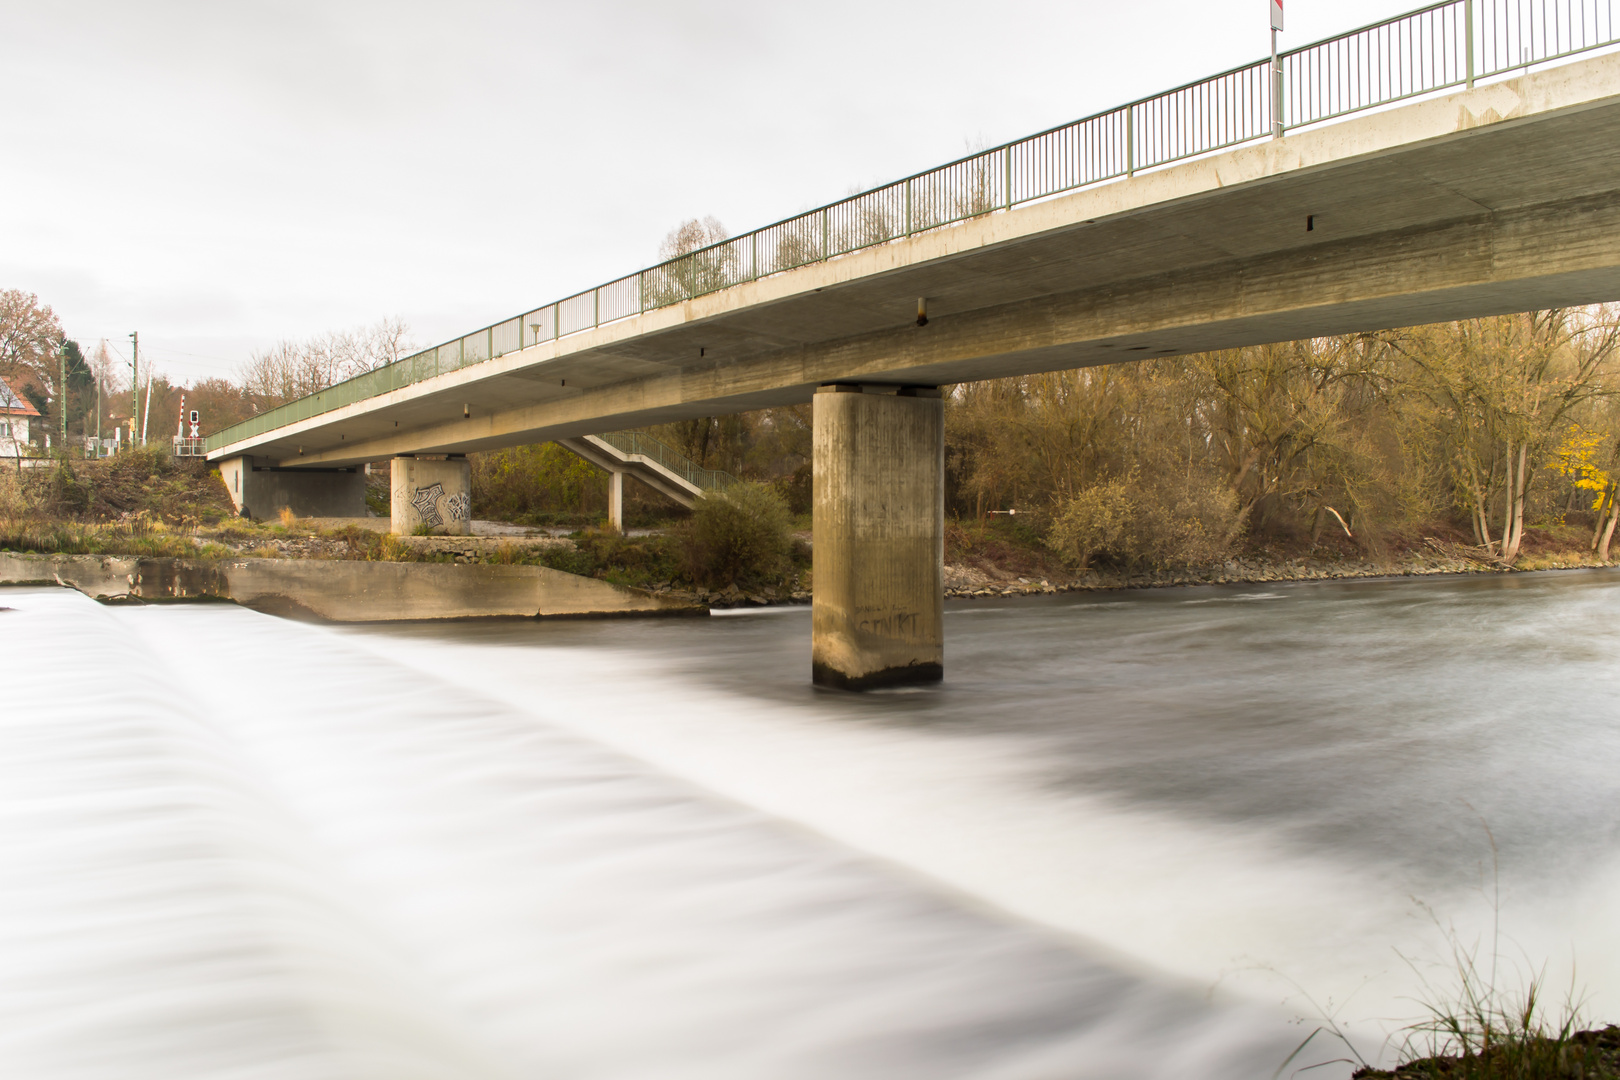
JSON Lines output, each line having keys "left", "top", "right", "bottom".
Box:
{"left": 0, "top": 376, "right": 41, "bottom": 457}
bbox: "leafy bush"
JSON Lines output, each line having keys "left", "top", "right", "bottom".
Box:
{"left": 45, "top": 460, "right": 95, "bottom": 516}
{"left": 1048, "top": 468, "right": 1242, "bottom": 571}
{"left": 571, "top": 530, "right": 683, "bottom": 588}
{"left": 471, "top": 443, "right": 604, "bottom": 521}
{"left": 677, "top": 483, "right": 792, "bottom": 589}
{"left": 1046, "top": 478, "right": 1135, "bottom": 570}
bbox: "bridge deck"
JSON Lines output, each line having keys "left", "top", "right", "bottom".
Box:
{"left": 213, "top": 50, "right": 1620, "bottom": 470}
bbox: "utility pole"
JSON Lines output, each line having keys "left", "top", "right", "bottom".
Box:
{"left": 58, "top": 339, "right": 67, "bottom": 456}
{"left": 128, "top": 331, "right": 140, "bottom": 447}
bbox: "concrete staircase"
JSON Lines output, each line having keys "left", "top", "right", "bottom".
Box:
{"left": 556, "top": 431, "right": 738, "bottom": 527}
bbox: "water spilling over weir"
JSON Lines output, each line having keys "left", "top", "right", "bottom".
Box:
{"left": 3, "top": 570, "right": 1619, "bottom": 1077}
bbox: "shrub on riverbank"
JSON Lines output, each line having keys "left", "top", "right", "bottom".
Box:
{"left": 676, "top": 483, "right": 794, "bottom": 589}
{"left": 1046, "top": 467, "right": 1242, "bottom": 571}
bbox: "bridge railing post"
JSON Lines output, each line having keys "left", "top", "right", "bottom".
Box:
{"left": 1271, "top": 25, "right": 1284, "bottom": 138}
{"left": 1465, "top": 0, "right": 1475, "bottom": 88}
{"left": 1126, "top": 107, "right": 1135, "bottom": 176}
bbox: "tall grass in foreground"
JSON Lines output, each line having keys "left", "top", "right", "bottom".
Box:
{"left": 1279, "top": 830, "right": 1617, "bottom": 1079}
{"left": 1361, "top": 940, "right": 1616, "bottom": 1078}
{"left": 1278, "top": 935, "right": 1616, "bottom": 1078}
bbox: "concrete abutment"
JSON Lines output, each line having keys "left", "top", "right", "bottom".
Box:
{"left": 390, "top": 455, "right": 472, "bottom": 535}
{"left": 218, "top": 456, "right": 367, "bottom": 520}
{"left": 811, "top": 385, "right": 944, "bottom": 690}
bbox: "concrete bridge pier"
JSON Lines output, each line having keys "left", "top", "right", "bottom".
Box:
{"left": 390, "top": 455, "right": 472, "bottom": 535}
{"left": 812, "top": 384, "right": 944, "bottom": 690}
{"left": 217, "top": 456, "right": 366, "bottom": 521}
{"left": 608, "top": 469, "right": 625, "bottom": 532}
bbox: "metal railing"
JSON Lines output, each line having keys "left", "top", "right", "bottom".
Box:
{"left": 206, "top": 0, "right": 1620, "bottom": 455}
{"left": 592, "top": 431, "right": 739, "bottom": 494}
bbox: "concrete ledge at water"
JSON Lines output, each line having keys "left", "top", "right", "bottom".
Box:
{"left": 0, "top": 553, "right": 706, "bottom": 622}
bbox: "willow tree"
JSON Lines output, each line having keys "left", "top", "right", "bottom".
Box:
{"left": 1393, "top": 308, "right": 1620, "bottom": 563}
{"left": 1188, "top": 335, "right": 1409, "bottom": 544}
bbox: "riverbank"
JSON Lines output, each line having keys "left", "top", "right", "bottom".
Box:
{"left": 4, "top": 529, "right": 1613, "bottom": 614}
{"left": 940, "top": 545, "right": 1617, "bottom": 599}
{"left": 932, "top": 515, "right": 1617, "bottom": 600}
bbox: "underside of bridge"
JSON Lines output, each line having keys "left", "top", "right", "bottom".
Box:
{"left": 212, "top": 52, "right": 1620, "bottom": 687}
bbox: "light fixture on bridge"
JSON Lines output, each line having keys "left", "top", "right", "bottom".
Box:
{"left": 529, "top": 323, "right": 542, "bottom": 345}
{"left": 464, "top": 404, "right": 470, "bottom": 419}
{"left": 917, "top": 298, "right": 928, "bottom": 327}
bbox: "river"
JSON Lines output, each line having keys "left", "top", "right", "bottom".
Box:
{"left": 2, "top": 569, "right": 1618, "bottom": 1078}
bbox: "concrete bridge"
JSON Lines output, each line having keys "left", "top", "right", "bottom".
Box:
{"left": 209, "top": 0, "right": 1620, "bottom": 688}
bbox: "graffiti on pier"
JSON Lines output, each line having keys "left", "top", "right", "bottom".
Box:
{"left": 411, "top": 483, "right": 446, "bottom": 527}
{"left": 855, "top": 608, "right": 921, "bottom": 638}
{"left": 444, "top": 492, "right": 470, "bottom": 522}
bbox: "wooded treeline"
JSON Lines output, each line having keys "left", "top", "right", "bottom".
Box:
{"left": 950, "top": 309, "right": 1620, "bottom": 569}
{"left": 535, "top": 307, "right": 1620, "bottom": 569}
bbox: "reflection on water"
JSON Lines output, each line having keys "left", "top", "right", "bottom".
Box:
{"left": 3, "top": 569, "right": 1619, "bottom": 1077}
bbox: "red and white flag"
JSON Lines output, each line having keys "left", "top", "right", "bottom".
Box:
{"left": 1270, "top": 0, "right": 1284, "bottom": 31}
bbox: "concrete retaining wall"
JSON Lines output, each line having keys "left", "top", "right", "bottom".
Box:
{"left": 0, "top": 553, "right": 704, "bottom": 622}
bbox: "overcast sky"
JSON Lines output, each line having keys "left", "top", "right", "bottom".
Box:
{"left": 2, "top": 0, "right": 1419, "bottom": 385}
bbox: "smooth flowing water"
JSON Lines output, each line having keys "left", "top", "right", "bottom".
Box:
{"left": 3, "top": 570, "right": 1618, "bottom": 1078}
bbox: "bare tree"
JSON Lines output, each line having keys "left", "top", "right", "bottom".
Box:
{"left": 1394, "top": 308, "right": 1620, "bottom": 562}
{"left": 770, "top": 213, "right": 823, "bottom": 273}
{"left": 648, "top": 217, "right": 736, "bottom": 303}
{"left": 240, "top": 317, "right": 418, "bottom": 409}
